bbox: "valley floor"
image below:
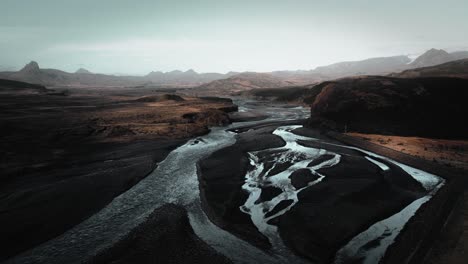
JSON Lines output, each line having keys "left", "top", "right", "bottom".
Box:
{"left": 0, "top": 86, "right": 237, "bottom": 261}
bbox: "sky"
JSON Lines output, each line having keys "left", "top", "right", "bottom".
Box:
{"left": 1, "top": 0, "right": 467, "bottom": 75}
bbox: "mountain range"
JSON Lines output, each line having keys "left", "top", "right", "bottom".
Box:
{"left": 1, "top": 48, "right": 467, "bottom": 89}
{"left": 0, "top": 62, "right": 235, "bottom": 87}
{"left": 194, "top": 49, "right": 468, "bottom": 94}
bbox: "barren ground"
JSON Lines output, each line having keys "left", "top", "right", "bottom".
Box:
{"left": 346, "top": 133, "right": 468, "bottom": 170}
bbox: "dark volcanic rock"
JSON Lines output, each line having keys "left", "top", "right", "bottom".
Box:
{"left": 276, "top": 149, "right": 426, "bottom": 263}
{"left": 198, "top": 126, "right": 286, "bottom": 249}
{"left": 307, "top": 154, "right": 337, "bottom": 167}
{"left": 256, "top": 186, "right": 283, "bottom": 204}
{"left": 265, "top": 199, "right": 294, "bottom": 219}
{"left": 290, "top": 168, "right": 319, "bottom": 189}
{"left": 91, "top": 204, "right": 232, "bottom": 264}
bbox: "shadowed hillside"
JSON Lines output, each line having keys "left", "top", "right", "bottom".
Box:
{"left": 308, "top": 76, "right": 468, "bottom": 139}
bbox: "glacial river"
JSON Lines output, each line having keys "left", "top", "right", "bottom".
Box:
{"left": 7, "top": 100, "right": 443, "bottom": 264}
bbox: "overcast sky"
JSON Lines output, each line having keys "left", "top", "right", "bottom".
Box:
{"left": 1, "top": 0, "right": 467, "bottom": 74}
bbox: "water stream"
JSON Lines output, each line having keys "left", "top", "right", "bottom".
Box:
{"left": 239, "top": 125, "right": 444, "bottom": 264}
{"left": 6, "top": 100, "right": 444, "bottom": 264}
{"left": 6, "top": 102, "right": 309, "bottom": 264}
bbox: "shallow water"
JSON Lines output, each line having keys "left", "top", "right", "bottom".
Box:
{"left": 239, "top": 125, "right": 444, "bottom": 264}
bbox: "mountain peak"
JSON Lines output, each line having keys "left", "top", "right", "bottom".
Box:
{"left": 425, "top": 48, "right": 449, "bottom": 56}
{"left": 75, "top": 68, "right": 92, "bottom": 74}
{"left": 410, "top": 49, "right": 452, "bottom": 68}
{"left": 20, "top": 61, "right": 40, "bottom": 73}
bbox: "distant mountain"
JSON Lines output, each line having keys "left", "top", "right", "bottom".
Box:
{"left": 144, "top": 69, "right": 234, "bottom": 85}
{"left": 312, "top": 56, "right": 411, "bottom": 78}
{"left": 450, "top": 50, "right": 468, "bottom": 60}
{"left": 0, "top": 61, "right": 138, "bottom": 87}
{"left": 0, "top": 62, "right": 233, "bottom": 87}
{"left": 20, "top": 61, "right": 41, "bottom": 73}
{"left": 307, "top": 48, "right": 468, "bottom": 80}
{"left": 192, "top": 49, "right": 468, "bottom": 93}
{"left": 409, "top": 49, "right": 453, "bottom": 68}
{"left": 75, "top": 68, "right": 92, "bottom": 74}
{"left": 2, "top": 48, "right": 467, "bottom": 89}
{"left": 193, "top": 72, "right": 296, "bottom": 95}
{"left": 262, "top": 56, "right": 414, "bottom": 84}
{"left": 262, "top": 49, "right": 467, "bottom": 85}
{"left": 391, "top": 58, "right": 468, "bottom": 78}
{"left": 408, "top": 48, "right": 468, "bottom": 69}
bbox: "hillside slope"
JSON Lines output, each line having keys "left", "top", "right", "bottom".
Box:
{"left": 0, "top": 78, "right": 48, "bottom": 94}
{"left": 308, "top": 76, "right": 468, "bottom": 138}
{"left": 391, "top": 59, "right": 468, "bottom": 79}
